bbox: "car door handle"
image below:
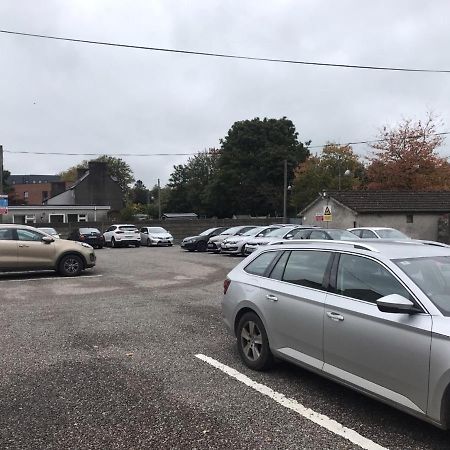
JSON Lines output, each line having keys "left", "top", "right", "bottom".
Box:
{"left": 266, "top": 294, "right": 278, "bottom": 302}
{"left": 18, "top": 244, "right": 30, "bottom": 248}
{"left": 326, "top": 311, "right": 344, "bottom": 322}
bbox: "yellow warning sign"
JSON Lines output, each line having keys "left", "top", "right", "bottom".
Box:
{"left": 323, "top": 205, "right": 332, "bottom": 222}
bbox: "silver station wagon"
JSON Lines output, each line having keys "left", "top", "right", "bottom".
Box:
{"left": 222, "top": 240, "right": 450, "bottom": 429}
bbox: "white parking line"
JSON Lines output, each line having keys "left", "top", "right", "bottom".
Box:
{"left": 0, "top": 274, "right": 103, "bottom": 283}
{"left": 195, "top": 354, "right": 387, "bottom": 450}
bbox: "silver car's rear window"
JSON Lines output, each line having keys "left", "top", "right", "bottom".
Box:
{"left": 395, "top": 256, "right": 450, "bottom": 315}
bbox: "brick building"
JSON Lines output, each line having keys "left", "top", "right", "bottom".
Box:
{"left": 9, "top": 175, "right": 67, "bottom": 205}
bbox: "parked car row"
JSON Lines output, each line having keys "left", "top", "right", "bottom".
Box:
{"left": 182, "top": 225, "right": 450, "bottom": 257}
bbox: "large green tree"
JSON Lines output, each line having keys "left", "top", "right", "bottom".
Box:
{"left": 207, "top": 117, "right": 309, "bottom": 217}
{"left": 166, "top": 149, "right": 219, "bottom": 216}
{"left": 291, "top": 144, "right": 366, "bottom": 211}
{"left": 59, "top": 155, "right": 135, "bottom": 193}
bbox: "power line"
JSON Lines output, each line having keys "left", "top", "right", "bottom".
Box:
{"left": 4, "top": 131, "right": 450, "bottom": 157}
{"left": 1, "top": 29, "right": 450, "bottom": 74}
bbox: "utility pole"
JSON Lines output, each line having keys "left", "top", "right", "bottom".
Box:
{"left": 0, "top": 145, "right": 3, "bottom": 224}
{"left": 283, "top": 159, "right": 287, "bottom": 223}
{"left": 157, "top": 178, "right": 161, "bottom": 220}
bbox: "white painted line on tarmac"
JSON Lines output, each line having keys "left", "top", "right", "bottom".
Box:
{"left": 0, "top": 274, "right": 103, "bottom": 283}
{"left": 195, "top": 354, "right": 388, "bottom": 450}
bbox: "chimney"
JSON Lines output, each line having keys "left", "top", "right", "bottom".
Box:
{"left": 88, "top": 161, "right": 108, "bottom": 205}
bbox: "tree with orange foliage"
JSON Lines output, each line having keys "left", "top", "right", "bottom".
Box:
{"left": 367, "top": 115, "right": 450, "bottom": 190}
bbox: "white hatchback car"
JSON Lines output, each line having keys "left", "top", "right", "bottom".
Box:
{"left": 103, "top": 224, "right": 141, "bottom": 248}
{"left": 140, "top": 226, "right": 174, "bottom": 247}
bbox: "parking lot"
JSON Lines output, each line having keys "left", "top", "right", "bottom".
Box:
{"left": 1, "top": 246, "right": 450, "bottom": 449}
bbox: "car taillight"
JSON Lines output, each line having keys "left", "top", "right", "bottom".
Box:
{"left": 80, "top": 235, "right": 85, "bottom": 240}
{"left": 135, "top": 230, "right": 140, "bottom": 233}
{"left": 223, "top": 278, "right": 231, "bottom": 295}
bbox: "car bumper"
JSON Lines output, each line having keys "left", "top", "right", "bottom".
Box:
{"left": 85, "top": 252, "right": 96, "bottom": 268}
{"left": 181, "top": 241, "right": 197, "bottom": 250}
{"left": 207, "top": 242, "right": 220, "bottom": 251}
{"left": 221, "top": 245, "right": 240, "bottom": 254}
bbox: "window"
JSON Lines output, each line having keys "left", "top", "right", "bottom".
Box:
{"left": 24, "top": 191, "right": 29, "bottom": 199}
{"left": 282, "top": 250, "right": 332, "bottom": 289}
{"left": 78, "top": 214, "right": 88, "bottom": 222}
{"left": 292, "top": 229, "right": 311, "bottom": 239}
{"left": 309, "top": 230, "right": 329, "bottom": 240}
{"left": 337, "top": 254, "right": 411, "bottom": 303}
{"left": 24, "top": 215, "right": 36, "bottom": 224}
{"left": 244, "top": 251, "right": 279, "bottom": 276}
{"left": 17, "top": 229, "right": 44, "bottom": 242}
{"left": 361, "top": 230, "right": 377, "bottom": 239}
{"left": 270, "top": 251, "right": 290, "bottom": 280}
{"left": 406, "top": 214, "right": 414, "bottom": 223}
{"left": 0, "top": 228, "right": 14, "bottom": 240}
{"left": 141, "top": 228, "right": 148, "bottom": 233}
{"left": 106, "top": 226, "right": 116, "bottom": 232}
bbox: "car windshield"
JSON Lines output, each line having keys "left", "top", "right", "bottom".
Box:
{"left": 242, "top": 226, "right": 266, "bottom": 237}
{"left": 395, "top": 256, "right": 450, "bottom": 316}
{"left": 377, "top": 229, "right": 409, "bottom": 239}
{"left": 266, "top": 227, "right": 297, "bottom": 238}
{"left": 327, "top": 230, "right": 360, "bottom": 240}
{"left": 199, "top": 228, "right": 216, "bottom": 236}
{"left": 220, "top": 226, "right": 242, "bottom": 235}
{"left": 147, "top": 227, "right": 166, "bottom": 233}
{"left": 80, "top": 228, "right": 100, "bottom": 234}
{"left": 119, "top": 226, "right": 137, "bottom": 231}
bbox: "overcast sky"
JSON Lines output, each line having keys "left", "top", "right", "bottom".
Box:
{"left": 1, "top": 0, "right": 450, "bottom": 187}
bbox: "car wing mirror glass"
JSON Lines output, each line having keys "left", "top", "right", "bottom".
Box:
{"left": 376, "top": 294, "right": 420, "bottom": 314}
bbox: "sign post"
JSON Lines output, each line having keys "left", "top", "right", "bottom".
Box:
{"left": 0, "top": 194, "right": 8, "bottom": 215}
{"left": 323, "top": 205, "right": 332, "bottom": 222}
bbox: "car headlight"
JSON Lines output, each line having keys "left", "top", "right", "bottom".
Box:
{"left": 76, "top": 242, "right": 93, "bottom": 249}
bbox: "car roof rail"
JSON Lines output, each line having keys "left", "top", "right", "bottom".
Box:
{"left": 276, "top": 239, "right": 380, "bottom": 253}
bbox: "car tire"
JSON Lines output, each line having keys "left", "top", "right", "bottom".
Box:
{"left": 196, "top": 241, "right": 207, "bottom": 252}
{"left": 97, "top": 245, "right": 103, "bottom": 249}
{"left": 111, "top": 238, "right": 117, "bottom": 248}
{"left": 147, "top": 238, "right": 152, "bottom": 247}
{"left": 237, "top": 312, "right": 273, "bottom": 371}
{"left": 135, "top": 242, "right": 141, "bottom": 248}
{"left": 58, "top": 254, "right": 83, "bottom": 277}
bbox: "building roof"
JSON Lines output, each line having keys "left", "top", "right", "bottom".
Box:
{"left": 162, "top": 213, "right": 198, "bottom": 219}
{"left": 324, "top": 191, "right": 450, "bottom": 213}
{"left": 9, "top": 175, "right": 61, "bottom": 185}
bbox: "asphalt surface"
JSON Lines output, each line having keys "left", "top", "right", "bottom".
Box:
{"left": 1, "top": 246, "right": 450, "bottom": 449}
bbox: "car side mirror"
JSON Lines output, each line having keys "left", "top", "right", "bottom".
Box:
{"left": 42, "top": 236, "right": 54, "bottom": 244}
{"left": 286, "top": 234, "right": 293, "bottom": 239}
{"left": 376, "top": 294, "right": 421, "bottom": 314}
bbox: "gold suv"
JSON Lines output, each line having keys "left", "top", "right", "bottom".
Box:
{"left": 0, "top": 225, "right": 96, "bottom": 276}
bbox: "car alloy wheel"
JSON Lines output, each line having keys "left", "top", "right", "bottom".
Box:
{"left": 196, "top": 241, "right": 207, "bottom": 252}
{"left": 237, "top": 312, "right": 273, "bottom": 371}
{"left": 59, "top": 254, "right": 83, "bottom": 277}
{"left": 111, "top": 237, "right": 117, "bottom": 248}
{"left": 147, "top": 238, "right": 152, "bottom": 247}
